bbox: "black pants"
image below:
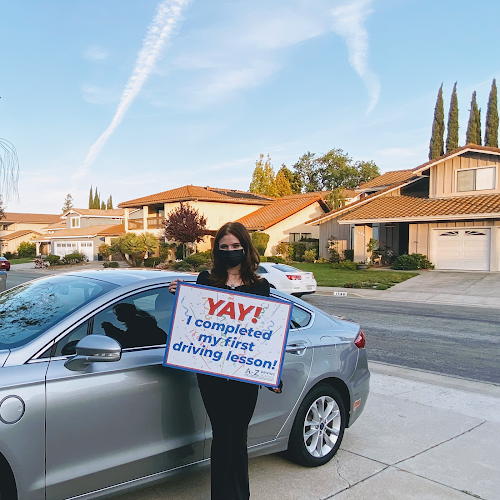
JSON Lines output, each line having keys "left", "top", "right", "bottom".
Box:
{"left": 197, "top": 374, "right": 259, "bottom": 500}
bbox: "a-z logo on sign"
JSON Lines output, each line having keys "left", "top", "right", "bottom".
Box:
{"left": 163, "top": 282, "right": 292, "bottom": 387}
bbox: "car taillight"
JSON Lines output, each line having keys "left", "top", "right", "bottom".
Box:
{"left": 354, "top": 330, "right": 365, "bottom": 348}
{"left": 286, "top": 275, "right": 302, "bottom": 280}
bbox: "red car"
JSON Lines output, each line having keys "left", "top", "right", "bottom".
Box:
{"left": 0, "top": 256, "right": 10, "bottom": 271}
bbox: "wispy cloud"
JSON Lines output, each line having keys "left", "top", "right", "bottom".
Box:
{"left": 82, "top": 85, "right": 119, "bottom": 105}
{"left": 331, "top": 0, "right": 380, "bottom": 115}
{"left": 84, "top": 45, "right": 109, "bottom": 61}
{"left": 74, "top": 0, "right": 190, "bottom": 178}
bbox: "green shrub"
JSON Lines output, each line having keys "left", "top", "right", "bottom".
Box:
{"left": 133, "top": 255, "right": 144, "bottom": 267}
{"left": 303, "top": 249, "right": 317, "bottom": 263}
{"left": 344, "top": 249, "right": 354, "bottom": 261}
{"left": 375, "top": 284, "right": 390, "bottom": 290}
{"left": 144, "top": 257, "right": 162, "bottom": 268}
{"left": 184, "top": 252, "right": 210, "bottom": 270}
{"left": 259, "top": 255, "right": 267, "bottom": 262}
{"left": 332, "top": 260, "right": 358, "bottom": 271}
{"left": 175, "top": 245, "right": 184, "bottom": 260}
{"left": 316, "top": 257, "right": 330, "bottom": 263}
{"left": 266, "top": 256, "right": 285, "bottom": 264}
{"left": 159, "top": 242, "right": 176, "bottom": 262}
{"left": 46, "top": 254, "right": 61, "bottom": 265}
{"left": 251, "top": 232, "right": 270, "bottom": 256}
{"left": 171, "top": 260, "right": 192, "bottom": 271}
{"left": 343, "top": 283, "right": 354, "bottom": 288}
{"left": 329, "top": 248, "right": 341, "bottom": 263}
{"left": 289, "top": 242, "right": 306, "bottom": 261}
{"left": 391, "top": 253, "right": 434, "bottom": 270}
{"left": 103, "top": 261, "right": 119, "bottom": 268}
{"left": 3, "top": 252, "right": 17, "bottom": 260}
{"left": 17, "top": 242, "right": 36, "bottom": 258}
{"left": 62, "top": 252, "right": 86, "bottom": 265}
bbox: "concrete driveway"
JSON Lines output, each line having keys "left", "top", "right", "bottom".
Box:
{"left": 317, "top": 270, "right": 500, "bottom": 308}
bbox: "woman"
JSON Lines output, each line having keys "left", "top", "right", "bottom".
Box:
{"left": 169, "top": 222, "right": 280, "bottom": 500}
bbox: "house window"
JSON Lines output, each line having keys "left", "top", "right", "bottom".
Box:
{"left": 457, "top": 166, "right": 496, "bottom": 192}
{"left": 289, "top": 233, "right": 312, "bottom": 243}
{"left": 71, "top": 217, "right": 80, "bottom": 228}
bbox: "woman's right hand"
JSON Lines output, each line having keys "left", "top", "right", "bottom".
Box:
{"left": 169, "top": 279, "right": 182, "bottom": 294}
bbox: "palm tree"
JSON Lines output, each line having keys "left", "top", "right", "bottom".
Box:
{"left": 0, "top": 139, "right": 20, "bottom": 207}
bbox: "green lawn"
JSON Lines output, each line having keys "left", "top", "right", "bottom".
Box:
{"left": 8, "top": 258, "right": 34, "bottom": 265}
{"left": 292, "top": 262, "right": 418, "bottom": 289}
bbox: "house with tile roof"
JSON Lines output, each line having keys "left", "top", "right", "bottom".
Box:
{"left": 307, "top": 144, "right": 500, "bottom": 271}
{"left": 0, "top": 212, "right": 60, "bottom": 256}
{"left": 118, "top": 185, "right": 275, "bottom": 251}
{"left": 118, "top": 185, "right": 339, "bottom": 255}
{"left": 33, "top": 209, "right": 125, "bottom": 261}
{"left": 235, "top": 192, "right": 331, "bottom": 255}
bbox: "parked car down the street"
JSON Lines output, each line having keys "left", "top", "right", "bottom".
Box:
{"left": 0, "top": 269, "right": 369, "bottom": 500}
{"left": 257, "top": 262, "right": 317, "bottom": 297}
{"left": 0, "top": 256, "right": 11, "bottom": 271}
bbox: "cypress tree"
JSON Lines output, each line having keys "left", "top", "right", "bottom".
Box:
{"left": 446, "top": 82, "right": 459, "bottom": 153}
{"left": 429, "top": 84, "right": 445, "bottom": 159}
{"left": 88, "top": 186, "right": 93, "bottom": 209}
{"left": 485, "top": 79, "right": 498, "bottom": 147}
{"left": 93, "top": 187, "right": 99, "bottom": 209}
{"left": 101, "top": 201, "right": 106, "bottom": 210}
{"left": 107, "top": 195, "right": 113, "bottom": 209}
{"left": 466, "top": 91, "right": 481, "bottom": 145}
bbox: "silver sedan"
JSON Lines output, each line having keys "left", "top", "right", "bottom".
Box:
{"left": 0, "top": 269, "right": 369, "bottom": 500}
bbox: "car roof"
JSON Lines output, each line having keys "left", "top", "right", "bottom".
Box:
{"left": 0, "top": 257, "right": 8, "bottom": 260}
{"left": 61, "top": 269, "right": 197, "bottom": 287}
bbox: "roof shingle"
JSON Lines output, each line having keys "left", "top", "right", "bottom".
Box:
{"left": 340, "top": 193, "right": 500, "bottom": 222}
{"left": 236, "top": 193, "right": 326, "bottom": 230}
{"left": 0, "top": 229, "right": 41, "bottom": 241}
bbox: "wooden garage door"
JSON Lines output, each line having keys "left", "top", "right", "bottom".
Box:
{"left": 435, "top": 229, "right": 490, "bottom": 271}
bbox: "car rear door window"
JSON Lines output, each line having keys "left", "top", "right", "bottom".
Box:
{"left": 289, "top": 305, "right": 312, "bottom": 329}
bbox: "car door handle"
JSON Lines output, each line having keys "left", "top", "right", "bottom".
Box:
{"left": 286, "top": 341, "right": 307, "bottom": 356}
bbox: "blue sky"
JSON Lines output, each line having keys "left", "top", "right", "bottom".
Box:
{"left": 1, "top": 0, "right": 499, "bottom": 213}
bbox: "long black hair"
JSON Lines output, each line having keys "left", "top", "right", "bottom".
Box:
{"left": 209, "top": 222, "right": 262, "bottom": 287}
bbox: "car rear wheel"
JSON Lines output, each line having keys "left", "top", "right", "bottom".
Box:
{"left": 287, "top": 384, "right": 345, "bottom": 467}
{"left": 0, "top": 455, "right": 17, "bottom": 500}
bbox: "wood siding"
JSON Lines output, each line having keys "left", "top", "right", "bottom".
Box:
{"left": 429, "top": 152, "right": 500, "bottom": 199}
{"left": 318, "top": 218, "right": 350, "bottom": 259}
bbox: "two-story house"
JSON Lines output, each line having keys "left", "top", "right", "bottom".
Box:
{"left": 118, "top": 186, "right": 275, "bottom": 251}
{"left": 308, "top": 144, "right": 500, "bottom": 271}
{"left": 34, "top": 209, "right": 125, "bottom": 261}
{"left": 118, "top": 185, "right": 339, "bottom": 255}
{"left": 0, "top": 212, "right": 61, "bottom": 256}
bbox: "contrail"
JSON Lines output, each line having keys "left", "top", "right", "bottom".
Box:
{"left": 75, "top": 0, "right": 190, "bottom": 178}
{"left": 331, "top": 0, "right": 380, "bottom": 115}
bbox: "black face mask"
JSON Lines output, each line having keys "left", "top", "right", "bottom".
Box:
{"left": 218, "top": 249, "right": 245, "bottom": 268}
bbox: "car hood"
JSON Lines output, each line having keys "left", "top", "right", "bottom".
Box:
{"left": 0, "top": 350, "right": 10, "bottom": 367}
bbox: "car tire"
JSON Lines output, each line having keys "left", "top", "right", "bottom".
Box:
{"left": 287, "top": 384, "right": 346, "bottom": 467}
{"left": 292, "top": 293, "right": 304, "bottom": 298}
{"left": 0, "top": 456, "right": 17, "bottom": 500}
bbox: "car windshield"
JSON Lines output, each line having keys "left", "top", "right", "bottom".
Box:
{"left": 0, "top": 257, "right": 7, "bottom": 261}
{"left": 0, "top": 275, "right": 118, "bottom": 349}
{"left": 272, "top": 264, "right": 301, "bottom": 273}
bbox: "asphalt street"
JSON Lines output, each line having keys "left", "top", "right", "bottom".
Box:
{"left": 303, "top": 295, "right": 500, "bottom": 384}
{"left": 6, "top": 270, "right": 500, "bottom": 385}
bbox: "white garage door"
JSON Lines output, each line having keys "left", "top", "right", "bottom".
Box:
{"left": 434, "top": 228, "right": 490, "bottom": 271}
{"left": 54, "top": 242, "right": 78, "bottom": 258}
{"left": 78, "top": 242, "right": 94, "bottom": 261}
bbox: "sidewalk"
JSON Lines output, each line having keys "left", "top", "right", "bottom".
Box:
{"left": 316, "top": 270, "right": 500, "bottom": 308}
{"left": 113, "top": 362, "right": 500, "bottom": 500}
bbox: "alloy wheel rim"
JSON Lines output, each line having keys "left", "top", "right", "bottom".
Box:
{"left": 303, "top": 395, "right": 341, "bottom": 457}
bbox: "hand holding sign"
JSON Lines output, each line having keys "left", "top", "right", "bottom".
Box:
{"left": 164, "top": 282, "right": 292, "bottom": 387}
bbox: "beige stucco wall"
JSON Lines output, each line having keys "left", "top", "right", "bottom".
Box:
{"left": 265, "top": 202, "right": 324, "bottom": 256}
{"left": 0, "top": 232, "right": 39, "bottom": 255}
{"left": 429, "top": 152, "right": 500, "bottom": 199}
{"left": 126, "top": 200, "right": 263, "bottom": 238}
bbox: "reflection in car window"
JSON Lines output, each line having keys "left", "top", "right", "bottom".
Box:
{"left": 0, "top": 276, "right": 117, "bottom": 350}
{"left": 272, "top": 264, "right": 300, "bottom": 273}
{"left": 256, "top": 266, "right": 268, "bottom": 273}
{"left": 92, "top": 287, "right": 173, "bottom": 349}
{"left": 289, "top": 305, "right": 312, "bottom": 329}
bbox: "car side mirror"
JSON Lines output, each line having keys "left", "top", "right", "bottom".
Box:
{"left": 64, "top": 335, "right": 122, "bottom": 371}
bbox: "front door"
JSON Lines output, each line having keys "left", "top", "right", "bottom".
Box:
{"left": 44, "top": 286, "right": 207, "bottom": 500}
